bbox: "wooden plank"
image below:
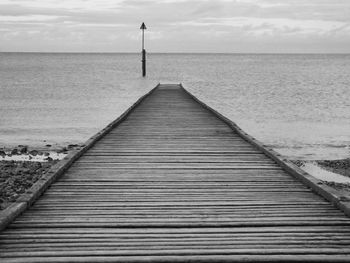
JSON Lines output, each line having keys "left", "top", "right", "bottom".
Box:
{"left": 0, "top": 84, "right": 159, "bottom": 232}
{"left": 1, "top": 255, "right": 350, "bottom": 263}
{"left": 3, "top": 248, "right": 350, "bottom": 258}
{"left": 1, "top": 83, "right": 350, "bottom": 261}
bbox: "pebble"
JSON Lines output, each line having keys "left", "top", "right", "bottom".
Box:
{"left": 29, "top": 150, "right": 39, "bottom": 156}
{"left": 0, "top": 160, "right": 55, "bottom": 210}
{"left": 20, "top": 147, "right": 28, "bottom": 154}
{"left": 9, "top": 194, "right": 19, "bottom": 202}
{"left": 318, "top": 159, "right": 350, "bottom": 169}
{"left": 58, "top": 147, "right": 68, "bottom": 153}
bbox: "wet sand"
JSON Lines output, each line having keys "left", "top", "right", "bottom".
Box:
{"left": 316, "top": 158, "right": 350, "bottom": 192}
{"left": 317, "top": 159, "right": 350, "bottom": 178}
{"left": 293, "top": 159, "right": 350, "bottom": 192}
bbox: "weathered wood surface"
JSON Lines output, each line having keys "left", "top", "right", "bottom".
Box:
{"left": 1, "top": 84, "right": 350, "bottom": 262}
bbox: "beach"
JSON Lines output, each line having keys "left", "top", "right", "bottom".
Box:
{"left": 318, "top": 159, "right": 350, "bottom": 178}
{"left": 316, "top": 159, "right": 350, "bottom": 191}
{"left": 0, "top": 144, "right": 80, "bottom": 210}
{"left": 0, "top": 160, "right": 54, "bottom": 210}
{"left": 294, "top": 159, "right": 350, "bottom": 192}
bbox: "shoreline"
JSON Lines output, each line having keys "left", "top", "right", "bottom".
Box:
{"left": 0, "top": 144, "right": 81, "bottom": 210}
{"left": 0, "top": 144, "right": 81, "bottom": 162}
{"left": 1, "top": 144, "right": 349, "bottom": 210}
{"left": 316, "top": 158, "right": 350, "bottom": 192}
{"left": 317, "top": 159, "right": 350, "bottom": 178}
{"left": 293, "top": 159, "right": 350, "bottom": 191}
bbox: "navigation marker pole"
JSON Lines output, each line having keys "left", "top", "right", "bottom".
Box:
{"left": 140, "top": 22, "right": 147, "bottom": 77}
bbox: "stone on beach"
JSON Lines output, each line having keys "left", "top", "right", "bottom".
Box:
{"left": 68, "top": 144, "right": 79, "bottom": 149}
{"left": 57, "top": 147, "right": 68, "bottom": 153}
{"left": 20, "top": 146, "right": 28, "bottom": 154}
{"left": 29, "top": 150, "right": 39, "bottom": 156}
{"left": 0, "top": 160, "right": 55, "bottom": 210}
{"left": 11, "top": 149, "right": 18, "bottom": 155}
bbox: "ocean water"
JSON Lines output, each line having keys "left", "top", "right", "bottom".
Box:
{"left": 0, "top": 53, "right": 349, "bottom": 160}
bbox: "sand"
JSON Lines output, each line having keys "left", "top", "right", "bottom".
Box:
{"left": 317, "top": 159, "right": 350, "bottom": 178}
{"left": 316, "top": 158, "right": 350, "bottom": 192}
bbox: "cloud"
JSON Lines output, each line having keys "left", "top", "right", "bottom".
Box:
{"left": 0, "top": 0, "right": 349, "bottom": 52}
{"left": 0, "top": 15, "right": 61, "bottom": 22}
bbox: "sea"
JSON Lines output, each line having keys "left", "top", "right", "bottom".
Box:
{"left": 0, "top": 53, "right": 349, "bottom": 161}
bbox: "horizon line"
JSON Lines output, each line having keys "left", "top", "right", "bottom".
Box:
{"left": 1, "top": 51, "right": 350, "bottom": 55}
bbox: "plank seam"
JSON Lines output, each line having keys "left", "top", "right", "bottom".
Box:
{"left": 0, "top": 83, "right": 160, "bottom": 232}
{"left": 180, "top": 83, "right": 350, "bottom": 218}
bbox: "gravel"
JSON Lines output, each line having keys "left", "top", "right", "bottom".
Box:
{"left": 0, "top": 160, "right": 56, "bottom": 210}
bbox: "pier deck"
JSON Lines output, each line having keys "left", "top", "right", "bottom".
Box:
{"left": 1, "top": 84, "right": 350, "bottom": 262}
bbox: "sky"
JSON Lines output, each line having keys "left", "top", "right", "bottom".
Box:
{"left": 0, "top": 0, "right": 349, "bottom": 53}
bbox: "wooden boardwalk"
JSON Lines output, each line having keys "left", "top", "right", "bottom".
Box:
{"left": 1, "top": 84, "right": 350, "bottom": 262}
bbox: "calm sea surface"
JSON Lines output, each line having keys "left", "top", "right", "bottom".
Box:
{"left": 0, "top": 53, "right": 349, "bottom": 160}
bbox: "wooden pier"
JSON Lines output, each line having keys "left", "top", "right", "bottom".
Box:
{"left": 1, "top": 84, "right": 350, "bottom": 262}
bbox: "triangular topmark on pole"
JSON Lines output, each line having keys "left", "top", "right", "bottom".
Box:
{"left": 140, "top": 23, "right": 147, "bottom": 30}
{"left": 140, "top": 22, "right": 147, "bottom": 77}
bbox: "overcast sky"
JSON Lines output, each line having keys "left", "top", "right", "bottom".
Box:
{"left": 0, "top": 0, "right": 349, "bottom": 53}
